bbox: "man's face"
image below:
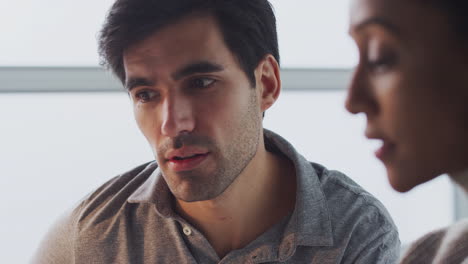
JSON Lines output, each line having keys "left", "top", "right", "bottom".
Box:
{"left": 123, "top": 15, "right": 264, "bottom": 202}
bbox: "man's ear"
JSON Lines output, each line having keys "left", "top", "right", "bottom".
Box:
{"left": 255, "top": 54, "right": 281, "bottom": 112}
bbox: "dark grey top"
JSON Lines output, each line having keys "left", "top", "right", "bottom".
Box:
{"left": 399, "top": 219, "right": 468, "bottom": 264}
{"left": 400, "top": 172, "right": 468, "bottom": 264}
{"left": 32, "top": 130, "right": 400, "bottom": 263}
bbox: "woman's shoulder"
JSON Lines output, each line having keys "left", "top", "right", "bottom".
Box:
{"left": 400, "top": 219, "right": 468, "bottom": 264}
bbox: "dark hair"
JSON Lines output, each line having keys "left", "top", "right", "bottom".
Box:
{"left": 98, "top": 0, "right": 279, "bottom": 86}
{"left": 425, "top": 0, "right": 468, "bottom": 40}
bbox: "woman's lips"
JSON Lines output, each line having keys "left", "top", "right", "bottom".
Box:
{"left": 375, "top": 141, "right": 396, "bottom": 161}
{"left": 365, "top": 128, "right": 396, "bottom": 161}
{"left": 167, "top": 153, "right": 209, "bottom": 172}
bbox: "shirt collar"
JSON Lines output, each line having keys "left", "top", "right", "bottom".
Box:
{"left": 128, "top": 165, "right": 178, "bottom": 218}
{"left": 128, "top": 129, "right": 334, "bottom": 247}
{"left": 263, "top": 129, "right": 333, "bottom": 248}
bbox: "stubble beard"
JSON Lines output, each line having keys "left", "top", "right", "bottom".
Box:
{"left": 161, "top": 91, "right": 262, "bottom": 202}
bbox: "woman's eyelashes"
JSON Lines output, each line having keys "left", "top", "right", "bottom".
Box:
{"left": 366, "top": 42, "right": 397, "bottom": 73}
{"left": 367, "top": 53, "right": 397, "bottom": 73}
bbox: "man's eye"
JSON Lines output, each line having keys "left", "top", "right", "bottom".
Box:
{"left": 190, "top": 78, "right": 216, "bottom": 89}
{"left": 135, "top": 90, "right": 159, "bottom": 102}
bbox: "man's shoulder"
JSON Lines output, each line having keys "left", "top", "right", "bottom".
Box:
{"left": 296, "top": 162, "right": 400, "bottom": 262}
{"left": 86, "top": 161, "right": 157, "bottom": 198}
{"left": 32, "top": 161, "right": 160, "bottom": 263}
{"left": 309, "top": 162, "right": 397, "bottom": 234}
{"left": 74, "top": 161, "right": 158, "bottom": 221}
{"left": 310, "top": 162, "right": 370, "bottom": 197}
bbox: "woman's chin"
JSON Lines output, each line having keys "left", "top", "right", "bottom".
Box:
{"left": 385, "top": 165, "right": 438, "bottom": 193}
{"left": 385, "top": 164, "right": 410, "bottom": 192}
{"left": 389, "top": 179, "right": 415, "bottom": 193}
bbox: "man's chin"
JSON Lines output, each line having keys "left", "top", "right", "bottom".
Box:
{"left": 170, "top": 181, "right": 224, "bottom": 203}
{"left": 174, "top": 191, "right": 220, "bottom": 203}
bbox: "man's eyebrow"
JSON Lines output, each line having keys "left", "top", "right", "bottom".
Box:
{"left": 125, "top": 77, "right": 155, "bottom": 91}
{"left": 350, "top": 17, "right": 400, "bottom": 36}
{"left": 172, "top": 61, "right": 224, "bottom": 80}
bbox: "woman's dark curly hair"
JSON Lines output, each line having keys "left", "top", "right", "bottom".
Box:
{"left": 425, "top": 0, "right": 468, "bottom": 41}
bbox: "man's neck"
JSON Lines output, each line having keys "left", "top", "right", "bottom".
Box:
{"left": 175, "top": 142, "right": 296, "bottom": 259}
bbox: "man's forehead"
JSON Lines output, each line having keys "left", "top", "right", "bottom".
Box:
{"left": 127, "top": 14, "right": 220, "bottom": 51}
{"left": 123, "top": 16, "right": 222, "bottom": 59}
{"left": 124, "top": 14, "right": 229, "bottom": 61}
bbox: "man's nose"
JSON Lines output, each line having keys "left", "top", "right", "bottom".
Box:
{"left": 160, "top": 94, "right": 196, "bottom": 137}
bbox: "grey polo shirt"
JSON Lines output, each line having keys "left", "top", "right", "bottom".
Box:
{"left": 32, "top": 130, "right": 400, "bottom": 263}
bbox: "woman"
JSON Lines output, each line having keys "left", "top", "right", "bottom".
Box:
{"left": 345, "top": 0, "right": 468, "bottom": 263}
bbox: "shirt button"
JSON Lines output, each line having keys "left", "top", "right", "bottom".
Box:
{"left": 280, "top": 240, "right": 294, "bottom": 259}
{"left": 183, "top": 226, "right": 192, "bottom": 236}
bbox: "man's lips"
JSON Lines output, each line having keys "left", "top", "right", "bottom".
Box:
{"left": 169, "top": 153, "right": 208, "bottom": 162}
{"left": 165, "top": 147, "right": 210, "bottom": 172}
{"left": 165, "top": 147, "right": 209, "bottom": 161}
{"left": 167, "top": 153, "right": 210, "bottom": 172}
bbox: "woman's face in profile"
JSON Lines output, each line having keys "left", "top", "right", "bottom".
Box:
{"left": 346, "top": 0, "right": 468, "bottom": 192}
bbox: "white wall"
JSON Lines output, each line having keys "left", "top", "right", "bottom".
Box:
{"left": 0, "top": 0, "right": 356, "bottom": 68}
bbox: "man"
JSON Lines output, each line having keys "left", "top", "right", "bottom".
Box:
{"left": 33, "top": 0, "right": 400, "bottom": 263}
